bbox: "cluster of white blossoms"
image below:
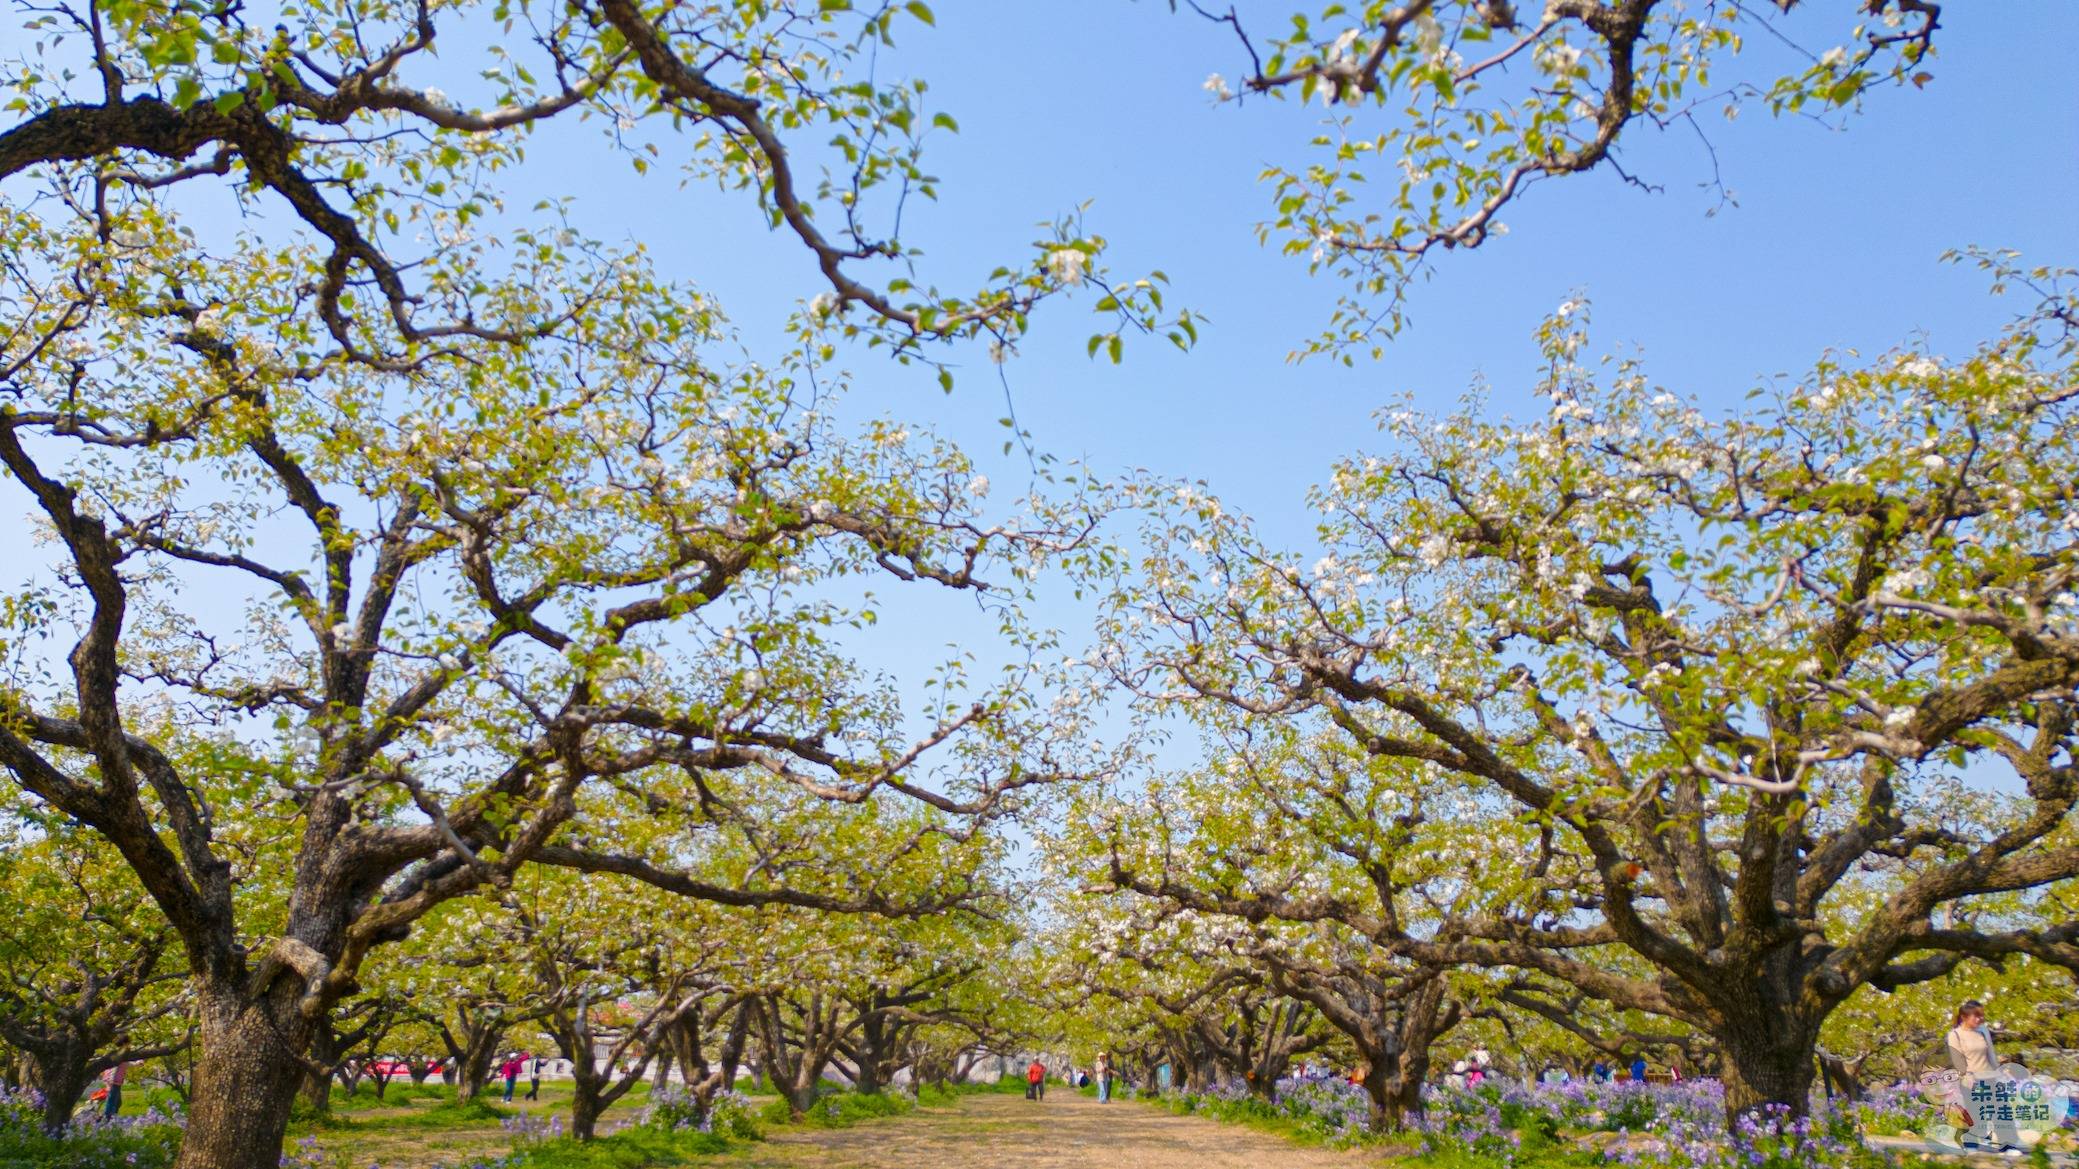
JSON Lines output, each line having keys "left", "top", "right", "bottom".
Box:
{"left": 1535, "top": 39, "right": 1584, "bottom": 75}
{"left": 1411, "top": 9, "right": 1445, "bottom": 60}
{"left": 1878, "top": 567, "right": 1934, "bottom": 596}
{"left": 1045, "top": 248, "right": 1087, "bottom": 288}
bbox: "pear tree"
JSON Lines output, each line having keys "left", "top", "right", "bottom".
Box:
{"left": 1073, "top": 738, "right": 1521, "bottom": 1127}
{"left": 0, "top": 206, "right": 1099, "bottom": 1166}
{"left": 0, "top": 802, "right": 191, "bottom": 1131}
{"left": 1109, "top": 273, "right": 2079, "bottom": 1121}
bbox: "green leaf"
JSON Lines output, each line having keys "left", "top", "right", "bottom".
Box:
{"left": 905, "top": 1, "right": 935, "bottom": 25}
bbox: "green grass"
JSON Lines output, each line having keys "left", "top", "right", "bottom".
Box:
{"left": 88, "top": 1075, "right": 1016, "bottom": 1169}
{"left": 758, "top": 1089, "right": 910, "bottom": 1130}
{"left": 339, "top": 1081, "right": 454, "bottom": 1108}
{"left": 1395, "top": 1148, "right": 1600, "bottom": 1169}
{"left": 505, "top": 1126, "right": 735, "bottom": 1169}
{"left": 289, "top": 1090, "right": 515, "bottom": 1133}
{"left": 400, "top": 1096, "right": 515, "bottom": 1127}
{"left": 1148, "top": 1090, "right": 1362, "bottom": 1149}
{"left": 922, "top": 1075, "right": 1031, "bottom": 1102}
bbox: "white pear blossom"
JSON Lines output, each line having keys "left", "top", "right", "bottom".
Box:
{"left": 1046, "top": 248, "right": 1088, "bottom": 287}
{"left": 1535, "top": 40, "right": 1582, "bottom": 73}
{"left": 1412, "top": 9, "right": 1443, "bottom": 57}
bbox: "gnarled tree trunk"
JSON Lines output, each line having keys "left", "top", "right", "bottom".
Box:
{"left": 30, "top": 1044, "right": 95, "bottom": 1135}
{"left": 175, "top": 982, "right": 310, "bottom": 1169}
{"left": 1718, "top": 1019, "right": 1821, "bottom": 1124}
{"left": 299, "top": 1017, "right": 340, "bottom": 1116}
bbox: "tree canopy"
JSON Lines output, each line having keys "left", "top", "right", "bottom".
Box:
{"left": 3, "top": 2, "right": 2074, "bottom": 1166}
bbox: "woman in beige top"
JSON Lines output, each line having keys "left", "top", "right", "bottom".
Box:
{"left": 1946, "top": 999, "right": 1998, "bottom": 1077}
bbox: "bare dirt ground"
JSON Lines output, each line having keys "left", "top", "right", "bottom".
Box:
{"left": 729, "top": 1092, "right": 1381, "bottom": 1169}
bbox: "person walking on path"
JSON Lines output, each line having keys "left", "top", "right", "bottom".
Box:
{"left": 1026, "top": 1058, "right": 1047, "bottom": 1100}
{"left": 1947, "top": 1000, "right": 2000, "bottom": 1079}
{"left": 1095, "top": 1052, "right": 1114, "bottom": 1103}
{"left": 1947, "top": 999, "right": 2025, "bottom": 1156}
{"left": 525, "top": 1054, "right": 546, "bottom": 1101}
{"left": 99, "top": 1060, "right": 129, "bottom": 1120}
{"left": 500, "top": 1052, "right": 524, "bottom": 1103}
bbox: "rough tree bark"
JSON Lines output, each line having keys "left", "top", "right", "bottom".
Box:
{"left": 175, "top": 982, "right": 314, "bottom": 1169}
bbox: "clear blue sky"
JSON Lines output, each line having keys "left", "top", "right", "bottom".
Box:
{"left": 468, "top": 0, "right": 2079, "bottom": 696}
{"left": 489, "top": 0, "right": 2078, "bottom": 549}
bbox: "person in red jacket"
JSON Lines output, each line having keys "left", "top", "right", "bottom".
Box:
{"left": 1026, "top": 1058, "right": 1047, "bottom": 1100}
{"left": 500, "top": 1052, "right": 525, "bottom": 1102}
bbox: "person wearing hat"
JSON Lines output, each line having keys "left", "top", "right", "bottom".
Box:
{"left": 1094, "top": 1051, "right": 1114, "bottom": 1102}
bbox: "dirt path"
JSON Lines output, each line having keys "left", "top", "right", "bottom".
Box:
{"left": 729, "top": 1092, "right": 1380, "bottom": 1169}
